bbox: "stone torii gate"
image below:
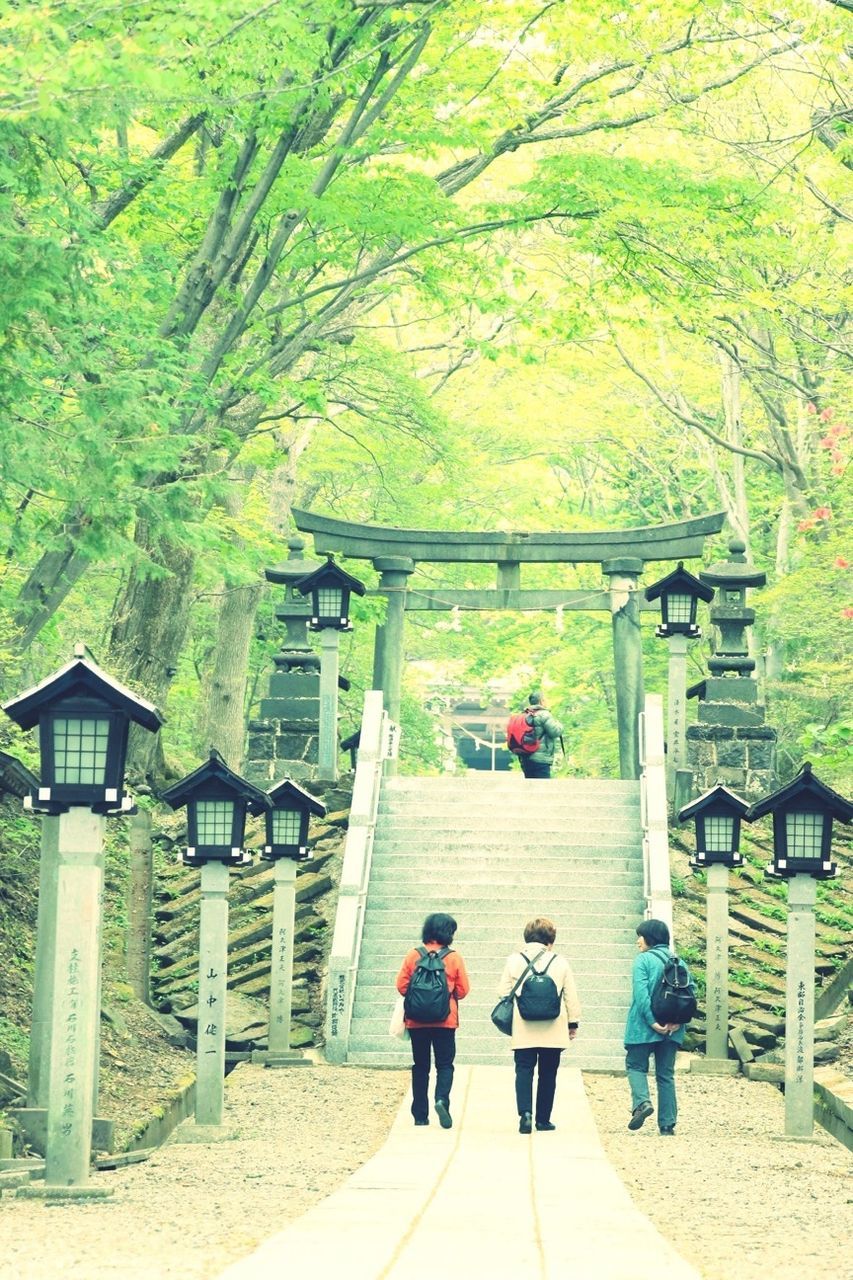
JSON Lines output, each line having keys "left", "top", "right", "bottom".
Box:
{"left": 292, "top": 508, "right": 726, "bottom": 779}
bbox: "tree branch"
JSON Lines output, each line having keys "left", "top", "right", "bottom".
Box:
{"left": 93, "top": 113, "right": 207, "bottom": 228}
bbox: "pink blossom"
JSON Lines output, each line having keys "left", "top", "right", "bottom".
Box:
{"left": 835, "top": 557, "right": 850, "bottom": 569}
{"left": 842, "top": 607, "right": 853, "bottom": 620}
{"left": 813, "top": 506, "right": 832, "bottom": 520}
{"left": 820, "top": 407, "right": 833, "bottom": 422}
{"left": 807, "top": 402, "right": 817, "bottom": 414}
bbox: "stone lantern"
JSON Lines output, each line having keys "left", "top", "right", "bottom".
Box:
{"left": 645, "top": 563, "right": 714, "bottom": 806}
{"left": 686, "top": 539, "right": 776, "bottom": 799}
{"left": 747, "top": 763, "right": 851, "bottom": 1137}
{"left": 160, "top": 752, "right": 271, "bottom": 1131}
{"left": 679, "top": 783, "right": 749, "bottom": 869}
{"left": 749, "top": 762, "right": 850, "bottom": 881}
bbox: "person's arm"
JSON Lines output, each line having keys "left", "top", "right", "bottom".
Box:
{"left": 396, "top": 950, "right": 416, "bottom": 996}
{"left": 561, "top": 959, "right": 581, "bottom": 1038}
{"left": 632, "top": 954, "right": 668, "bottom": 1034}
{"left": 496, "top": 954, "right": 519, "bottom": 998}
{"left": 452, "top": 953, "right": 471, "bottom": 1001}
{"left": 547, "top": 710, "right": 564, "bottom": 737}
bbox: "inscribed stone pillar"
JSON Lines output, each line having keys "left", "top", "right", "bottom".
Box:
{"left": 195, "top": 860, "right": 230, "bottom": 1128}
{"left": 666, "top": 632, "right": 689, "bottom": 801}
{"left": 28, "top": 814, "right": 61, "bottom": 1108}
{"left": 318, "top": 629, "right": 340, "bottom": 783}
{"left": 705, "top": 863, "right": 730, "bottom": 1060}
{"left": 603, "top": 557, "right": 644, "bottom": 779}
{"left": 267, "top": 859, "right": 298, "bottom": 1058}
{"left": 44, "top": 809, "right": 106, "bottom": 1188}
{"left": 784, "top": 875, "right": 817, "bottom": 1137}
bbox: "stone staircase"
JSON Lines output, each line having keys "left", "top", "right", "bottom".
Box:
{"left": 346, "top": 774, "right": 645, "bottom": 1071}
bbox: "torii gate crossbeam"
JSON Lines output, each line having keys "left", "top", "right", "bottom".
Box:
{"left": 292, "top": 508, "right": 726, "bottom": 778}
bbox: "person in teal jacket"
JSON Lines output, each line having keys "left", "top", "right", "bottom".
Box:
{"left": 624, "top": 918, "right": 686, "bottom": 1135}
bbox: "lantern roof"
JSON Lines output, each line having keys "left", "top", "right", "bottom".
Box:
{"left": 645, "top": 561, "right": 714, "bottom": 604}
{"left": 2, "top": 650, "right": 163, "bottom": 733}
{"left": 293, "top": 556, "right": 366, "bottom": 598}
{"left": 699, "top": 539, "right": 766, "bottom": 589}
{"left": 267, "top": 776, "right": 326, "bottom": 818}
{"left": 265, "top": 536, "right": 322, "bottom": 585}
{"left": 747, "top": 762, "right": 853, "bottom": 823}
{"left": 161, "top": 750, "right": 271, "bottom": 814}
{"left": 679, "top": 783, "right": 750, "bottom": 823}
{"left": 0, "top": 748, "right": 40, "bottom": 798}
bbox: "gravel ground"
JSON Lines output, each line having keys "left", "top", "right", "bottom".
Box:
{"left": 1, "top": 1062, "right": 850, "bottom": 1280}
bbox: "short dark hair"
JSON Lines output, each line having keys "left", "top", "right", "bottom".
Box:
{"left": 636, "top": 918, "right": 670, "bottom": 947}
{"left": 524, "top": 916, "right": 556, "bottom": 945}
{"left": 528, "top": 690, "right": 542, "bottom": 706}
{"left": 422, "top": 912, "right": 457, "bottom": 946}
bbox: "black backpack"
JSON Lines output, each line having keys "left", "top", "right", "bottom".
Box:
{"left": 650, "top": 952, "right": 698, "bottom": 1025}
{"left": 404, "top": 946, "right": 451, "bottom": 1022}
{"left": 516, "top": 951, "right": 562, "bottom": 1021}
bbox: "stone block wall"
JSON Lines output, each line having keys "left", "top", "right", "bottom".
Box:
{"left": 244, "top": 717, "right": 319, "bottom": 786}
{"left": 687, "top": 717, "right": 776, "bottom": 800}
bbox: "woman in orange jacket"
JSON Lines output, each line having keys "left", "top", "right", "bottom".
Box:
{"left": 396, "top": 912, "right": 470, "bottom": 1129}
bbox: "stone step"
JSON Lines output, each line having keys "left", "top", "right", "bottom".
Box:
{"left": 369, "top": 864, "right": 642, "bottom": 887}
{"left": 359, "top": 909, "right": 642, "bottom": 931}
{"left": 359, "top": 943, "right": 638, "bottom": 966}
{"left": 344, "top": 1045, "right": 626, "bottom": 1070}
{"left": 352, "top": 965, "right": 631, "bottom": 990}
{"left": 374, "top": 818, "right": 639, "bottom": 836}
{"left": 366, "top": 876, "right": 643, "bottom": 899}
{"left": 383, "top": 777, "right": 639, "bottom": 795}
{"left": 371, "top": 840, "right": 642, "bottom": 861}
{"left": 377, "top": 799, "right": 640, "bottom": 819}
{"left": 352, "top": 1002, "right": 627, "bottom": 1027}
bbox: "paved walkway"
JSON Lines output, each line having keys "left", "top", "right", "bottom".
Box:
{"left": 216, "top": 1066, "right": 700, "bottom": 1280}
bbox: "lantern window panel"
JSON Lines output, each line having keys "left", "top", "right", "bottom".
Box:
{"left": 53, "top": 716, "right": 110, "bottom": 785}
{"left": 317, "top": 586, "right": 343, "bottom": 616}
{"left": 273, "top": 809, "right": 302, "bottom": 845}
{"left": 704, "top": 815, "right": 734, "bottom": 853}
{"left": 785, "top": 811, "right": 823, "bottom": 858}
{"left": 666, "top": 593, "right": 694, "bottom": 624}
{"left": 196, "top": 799, "right": 235, "bottom": 846}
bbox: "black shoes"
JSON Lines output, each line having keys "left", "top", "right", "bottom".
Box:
{"left": 660, "top": 1126, "right": 676, "bottom": 1136}
{"left": 628, "top": 1100, "right": 654, "bottom": 1131}
{"left": 519, "top": 1112, "right": 533, "bottom": 1134}
{"left": 535, "top": 1120, "right": 556, "bottom": 1131}
{"left": 435, "top": 1098, "right": 452, "bottom": 1129}
{"left": 414, "top": 1119, "right": 429, "bottom": 1126}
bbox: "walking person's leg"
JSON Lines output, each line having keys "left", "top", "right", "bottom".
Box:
{"left": 534, "top": 1048, "right": 562, "bottom": 1128}
{"left": 409, "top": 1028, "right": 431, "bottom": 1125}
{"left": 431, "top": 1027, "right": 456, "bottom": 1129}
{"left": 625, "top": 1042, "right": 655, "bottom": 1129}
{"left": 514, "top": 1047, "right": 536, "bottom": 1132}
{"left": 652, "top": 1037, "right": 679, "bottom": 1132}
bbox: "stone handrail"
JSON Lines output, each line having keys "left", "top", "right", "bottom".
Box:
{"left": 639, "top": 693, "right": 674, "bottom": 940}
{"left": 324, "top": 690, "right": 387, "bottom": 1063}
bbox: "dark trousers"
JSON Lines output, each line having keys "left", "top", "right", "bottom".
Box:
{"left": 409, "top": 1027, "right": 456, "bottom": 1123}
{"left": 520, "top": 758, "right": 551, "bottom": 779}
{"left": 514, "top": 1047, "right": 562, "bottom": 1121}
{"left": 625, "top": 1038, "right": 678, "bottom": 1130}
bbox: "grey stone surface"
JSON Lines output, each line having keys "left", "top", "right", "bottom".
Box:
{"left": 698, "top": 703, "right": 766, "bottom": 727}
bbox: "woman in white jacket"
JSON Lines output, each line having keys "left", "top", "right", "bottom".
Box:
{"left": 497, "top": 917, "right": 581, "bottom": 1133}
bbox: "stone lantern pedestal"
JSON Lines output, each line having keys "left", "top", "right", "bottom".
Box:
{"left": 245, "top": 538, "right": 322, "bottom": 786}
{"left": 687, "top": 540, "right": 776, "bottom": 799}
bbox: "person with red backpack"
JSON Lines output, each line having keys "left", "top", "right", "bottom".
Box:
{"left": 506, "top": 690, "right": 563, "bottom": 779}
{"left": 396, "top": 912, "right": 470, "bottom": 1129}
